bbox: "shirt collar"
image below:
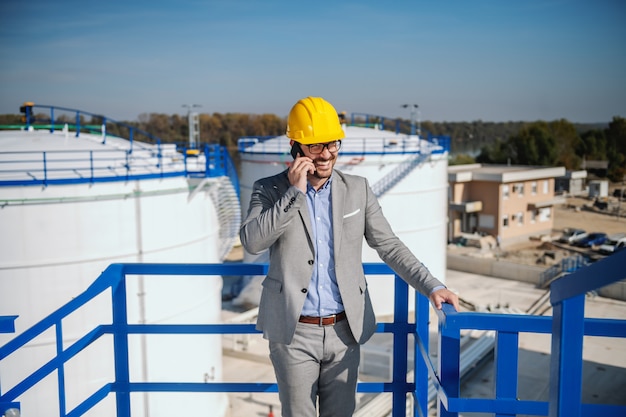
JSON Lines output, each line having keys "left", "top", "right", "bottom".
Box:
{"left": 307, "top": 173, "right": 333, "bottom": 193}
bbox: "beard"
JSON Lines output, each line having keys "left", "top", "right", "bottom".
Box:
{"left": 310, "top": 154, "right": 336, "bottom": 180}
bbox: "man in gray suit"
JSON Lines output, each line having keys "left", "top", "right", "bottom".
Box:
{"left": 240, "top": 96, "right": 459, "bottom": 417}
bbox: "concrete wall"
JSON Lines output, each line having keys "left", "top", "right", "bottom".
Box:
{"left": 447, "top": 253, "right": 544, "bottom": 285}
{"left": 447, "top": 253, "right": 626, "bottom": 302}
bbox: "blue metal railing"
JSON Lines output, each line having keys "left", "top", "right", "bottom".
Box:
{"left": 238, "top": 134, "right": 450, "bottom": 157}
{"left": 1, "top": 104, "right": 240, "bottom": 194}
{"left": 539, "top": 254, "right": 588, "bottom": 288}
{"left": 1, "top": 253, "right": 625, "bottom": 417}
{"left": 237, "top": 112, "right": 451, "bottom": 157}
{"left": 18, "top": 104, "right": 162, "bottom": 150}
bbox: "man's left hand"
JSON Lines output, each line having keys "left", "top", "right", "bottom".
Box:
{"left": 429, "top": 288, "right": 460, "bottom": 311}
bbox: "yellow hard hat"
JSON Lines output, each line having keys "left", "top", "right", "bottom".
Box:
{"left": 286, "top": 97, "right": 345, "bottom": 145}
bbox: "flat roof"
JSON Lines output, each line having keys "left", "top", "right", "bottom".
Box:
{"left": 449, "top": 164, "right": 566, "bottom": 183}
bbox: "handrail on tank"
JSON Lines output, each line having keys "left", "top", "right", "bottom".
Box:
{"left": 19, "top": 104, "right": 167, "bottom": 154}
{"left": 237, "top": 133, "right": 450, "bottom": 158}
{"left": 0, "top": 145, "right": 237, "bottom": 188}
{"left": 1, "top": 253, "right": 625, "bottom": 417}
{"left": 10, "top": 103, "right": 241, "bottom": 195}
{"left": 237, "top": 113, "right": 450, "bottom": 157}
{"left": 0, "top": 139, "right": 239, "bottom": 196}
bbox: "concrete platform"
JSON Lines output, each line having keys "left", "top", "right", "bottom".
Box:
{"left": 220, "top": 269, "right": 626, "bottom": 417}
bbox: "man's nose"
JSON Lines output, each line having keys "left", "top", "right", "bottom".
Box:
{"left": 320, "top": 145, "right": 333, "bottom": 157}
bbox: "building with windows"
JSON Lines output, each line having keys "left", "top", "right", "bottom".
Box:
{"left": 448, "top": 164, "right": 566, "bottom": 247}
{"left": 555, "top": 170, "right": 587, "bottom": 195}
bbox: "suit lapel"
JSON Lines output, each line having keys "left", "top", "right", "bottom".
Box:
{"left": 331, "top": 172, "right": 346, "bottom": 255}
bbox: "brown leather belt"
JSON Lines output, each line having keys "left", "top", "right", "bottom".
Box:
{"left": 299, "top": 311, "right": 346, "bottom": 326}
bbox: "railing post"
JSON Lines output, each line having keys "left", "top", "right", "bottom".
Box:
{"left": 157, "top": 140, "right": 163, "bottom": 174}
{"left": 494, "top": 331, "right": 519, "bottom": 417}
{"left": 414, "top": 293, "right": 430, "bottom": 417}
{"left": 129, "top": 128, "right": 134, "bottom": 154}
{"left": 75, "top": 111, "right": 80, "bottom": 138}
{"left": 55, "top": 321, "right": 67, "bottom": 416}
{"left": 438, "top": 313, "right": 460, "bottom": 416}
{"left": 392, "top": 275, "right": 409, "bottom": 417}
{"left": 112, "top": 272, "right": 131, "bottom": 417}
{"left": 50, "top": 107, "right": 55, "bottom": 133}
{"left": 549, "top": 295, "right": 585, "bottom": 417}
{"left": 42, "top": 151, "right": 48, "bottom": 187}
{"left": 0, "top": 317, "right": 19, "bottom": 416}
{"left": 89, "top": 150, "right": 95, "bottom": 183}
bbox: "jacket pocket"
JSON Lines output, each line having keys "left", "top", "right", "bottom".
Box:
{"left": 343, "top": 208, "right": 361, "bottom": 219}
{"left": 262, "top": 276, "right": 283, "bottom": 293}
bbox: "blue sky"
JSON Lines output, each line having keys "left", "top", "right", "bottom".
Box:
{"left": 1, "top": 0, "right": 625, "bottom": 123}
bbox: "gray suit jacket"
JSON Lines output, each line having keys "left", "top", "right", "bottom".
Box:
{"left": 240, "top": 169, "right": 443, "bottom": 345}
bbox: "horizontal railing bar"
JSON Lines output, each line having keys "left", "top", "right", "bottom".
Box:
{"left": 125, "top": 323, "right": 259, "bottom": 334}
{"left": 446, "top": 397, "right": 548, "bottom": 415}
{"left": 584, "top": 318, "right": 626, "bottom": 337}
{"left": 435, "top": 304, "right": 552, "bottom": 332}
{"left": 127, "top": 382, "right": 279, "bottom": 393}
{"left": 119, "top": 262, "right": 270, "bottom": 276}
{"left": 118, "top": 321, "right": 411, "bottom": 335}
{"left": 581, "top": 403, "right": 626, "bottom": 417}
{"left": 0, "top": 171, "right": 185, "bottom": 187}
{"left": 120, "top": 381, "right": 413, "bottom": 394}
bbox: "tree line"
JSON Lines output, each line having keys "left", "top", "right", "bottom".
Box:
{"left": 469, "top": 117, "right": 625, "bottom": 183}
{"left": 1, "top": 111, "right": 623, "bottom": 182}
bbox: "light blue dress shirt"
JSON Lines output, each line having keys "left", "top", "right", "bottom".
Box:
{"left": 300, "top": 176, "right": 344, "bottom": 317}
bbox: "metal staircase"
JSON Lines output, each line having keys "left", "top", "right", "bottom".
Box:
{"left": 207, "top": 176, "right": 242, "bottom": 260}
{"left": 370, "top": 135, "right": 448, "bottom": 198}
{"left": 371, "top": 152, "right": 433, "bottom": 198}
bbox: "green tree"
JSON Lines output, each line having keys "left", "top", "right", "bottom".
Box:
{"left": 578, "top": 129, "right": 607, "bottom": 160}
{"left": 549, "top": 119, "right": 581, "bottom": 169}
{"left": 605, "top": 116, "right": 626, "bottom": 182}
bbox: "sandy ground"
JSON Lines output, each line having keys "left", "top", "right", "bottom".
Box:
{"left": 553, "top": 196, "right": 626, "bottom": 235}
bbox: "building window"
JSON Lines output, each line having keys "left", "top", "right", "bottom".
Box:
{"left": 513, "top": 183, "right": 524, "bottom": 196}
{"left": 538, "top": 207, "right": 551, "bottom": 222}
{"left": 531, "top": 181, "right": 537, "bottom": 195}
{"left": 516, "top": 212, "right": 524, "bottom": 225}
{"left": 502, "top": 214, "right": 509, "bottom": 228}
{"left": 503, "top": 184, "right": 510, "bottom": 199}
{"left": 543, "top": 180, "right": 549, "bottom": 194}
{"left": 530, "top": 210, "right": 537, "bottom": 223}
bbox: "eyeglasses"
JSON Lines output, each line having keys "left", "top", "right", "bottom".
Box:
{"left": 306, "top": 140, "right": 342, "bottom": 154}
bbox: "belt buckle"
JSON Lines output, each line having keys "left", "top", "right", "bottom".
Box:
{"left": 322, "top": 314, "right": 337, "bottom": 326}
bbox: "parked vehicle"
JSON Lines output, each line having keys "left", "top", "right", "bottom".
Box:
{"left": 558, "top": 228, "right": 587, "bottom": 244}
{"left": 598, "top": 234, "right": 626, "bottom": 255}
{"left": 573, "top": 232, "right": 608, "bottom": 248}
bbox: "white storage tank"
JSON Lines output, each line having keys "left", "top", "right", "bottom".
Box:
{"left": 0, "top": 128, "right": 234, "bottom": 417}
{"left": 236, "top": 123, "right": 449, "bottom": 316}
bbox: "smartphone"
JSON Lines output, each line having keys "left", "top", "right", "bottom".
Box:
{"left": 290, "top": 142, "right": 303, "bottom": 159}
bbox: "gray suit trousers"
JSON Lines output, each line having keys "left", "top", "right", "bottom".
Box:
{"left": 269, "top": 319, "right": 360, "bottom": 417}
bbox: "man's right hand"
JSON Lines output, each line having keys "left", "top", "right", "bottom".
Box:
{"left": 288, "top": 154, "right": 315, "bottom": 193}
